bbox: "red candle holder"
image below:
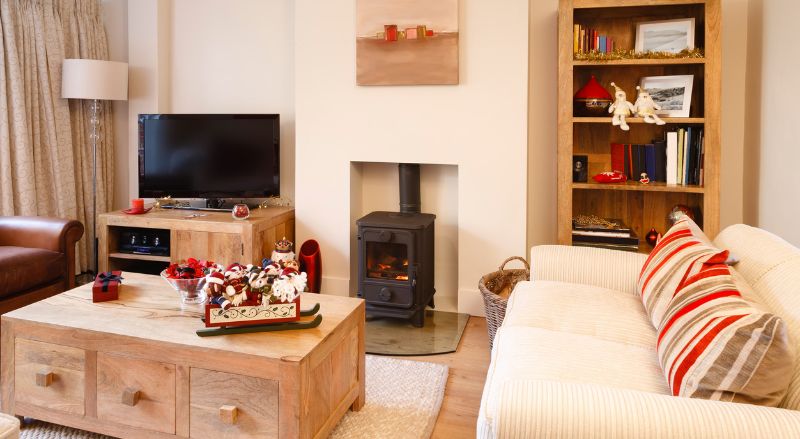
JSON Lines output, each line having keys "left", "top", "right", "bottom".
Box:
{"left": 131, "top": 198, "right": 144, "bottom": 212}
{"left": 232, "top": 204, "right": 250, "bottom": 220}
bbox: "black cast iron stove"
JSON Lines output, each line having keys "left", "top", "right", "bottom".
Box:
{"left": 356, "top": 164, "right": 436, "bottom": 327}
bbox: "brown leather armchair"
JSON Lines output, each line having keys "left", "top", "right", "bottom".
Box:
{"left": 0, "top": 216, "right": 84, "bottom": 314}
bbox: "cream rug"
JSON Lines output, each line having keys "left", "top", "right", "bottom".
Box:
{"left": 21, "top": 355, "right": 448, "bottom": 439}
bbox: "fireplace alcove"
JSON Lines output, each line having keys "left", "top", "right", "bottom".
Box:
{"left": 350, "top": 162, "right": 459, "bottom": 323}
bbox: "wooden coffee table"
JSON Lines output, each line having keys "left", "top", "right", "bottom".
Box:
{"left": 1, "top": 273, "right": 365, "bottom": 439}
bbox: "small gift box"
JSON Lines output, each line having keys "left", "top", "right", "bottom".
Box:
{"left": 93, "top": 271, "right": 123, "bottom": 302}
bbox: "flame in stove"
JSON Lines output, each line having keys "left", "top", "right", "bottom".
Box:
{"left": 396, "top": 274, "right": 409, "bottom": 281}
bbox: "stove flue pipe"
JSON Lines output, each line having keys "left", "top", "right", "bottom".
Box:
{"left": 398, "top": 163, "right": 421, "bottom": 214}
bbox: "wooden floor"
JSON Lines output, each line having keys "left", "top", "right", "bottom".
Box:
{"left": 395, "top": 317, "right": 491, "bottom": 438}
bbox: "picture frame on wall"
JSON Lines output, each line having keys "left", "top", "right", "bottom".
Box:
{"left": 635, "top": 18, "right": 695, "bottom": 53}
{"left": 640, "top": 75, "right": 694, "bottom": 118}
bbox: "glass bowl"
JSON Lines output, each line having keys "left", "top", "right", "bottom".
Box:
{"left": 160, "top": 270, "right": 207, "bottom": 304}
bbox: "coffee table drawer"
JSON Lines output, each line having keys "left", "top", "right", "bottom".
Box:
{"left": 14, "top": 339, "right": 85, "bottom": 415}
{"left": 190, "top": 368, "right": 279, "bottom": 439}
{"left": 96, "top": 353, "right": 176, "bottom": 434}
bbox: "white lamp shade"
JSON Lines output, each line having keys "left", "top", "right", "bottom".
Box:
{"left": 62, "top": 59, "right": 128, "bottom": 101}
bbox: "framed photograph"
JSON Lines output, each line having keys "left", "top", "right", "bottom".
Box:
{"left": 573, "top": 155, "right": 588, "bottom": 183}
{"left": 635, "top": 18, "right": 695, "bottom": 53}
{"left": 640, "top": 75, "right": 694, "bottom": 118}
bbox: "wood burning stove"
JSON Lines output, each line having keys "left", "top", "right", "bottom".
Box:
{"left": 356, "top": 164, "right": 435, "bottom": 327}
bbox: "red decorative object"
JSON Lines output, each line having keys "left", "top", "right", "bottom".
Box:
{"left": 131, "top": 198, "right": 144, "bottom": 212}
{"left": 231, "top": 204, "right": 250, "bottom": 220}
{"left": 592, "top": 171, "right": 628, "bottom": 184}
{"left": 646, "top": 228, "right": 660, "bottom": 247}
{"left": 574, "top": 75, "right": 614, "bottom": 116}
{"left": 384, "top": 24, "right": 398, "bottom": 41}
{"left": 299, "top": 240, "right": 322, "bottom": 294}
{"left": 93, "top": 271, "right": 123, "bottom": 302}
{"left": 164, "top": 258, "right": 213, "bottom": 279}
{"left": 425, "top": 29, "right": 434, "bottom": 37}
{"left": 122, "top": 206, "right": 152, "bottom": 215}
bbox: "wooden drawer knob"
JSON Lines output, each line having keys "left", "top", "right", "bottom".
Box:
{"left": 122, "top": 388, "right": 141, "bottom": 406}
{"left": 35, "top": 369, "right": 54, "bottom": 387}
{"left": 219, "top": 405, "right": 238, "bottom": 425}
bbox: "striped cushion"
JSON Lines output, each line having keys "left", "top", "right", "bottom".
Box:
{"left": 656, "top": 251, "right": 793, "bottom": 405}
{"left": 638, "top": 218, "right": 719, "bottom": 326}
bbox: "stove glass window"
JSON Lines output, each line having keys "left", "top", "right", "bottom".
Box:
{"left": 366, "top": 241, "right": 409, "bottom": 281}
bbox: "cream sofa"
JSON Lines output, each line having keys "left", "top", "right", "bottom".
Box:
{"left": 478, "top": 224, "right": 800, "bottom": 438}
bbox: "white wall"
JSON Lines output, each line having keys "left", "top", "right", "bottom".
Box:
{"left": 127, "top": 0, "right": 172, "bottom": 202}
{"left": 125, "top": 0, "right": 295, "bottom": 203}
{"left": 743, "top": 0, "right": 800, "bottom": 245}
{"left": 168, "top": 0, "right": 295, "bottom": 201}
{"left": 294, "top": 0, "right": 529, "bottom": 315}
{"left": 101, "top": 0, "right": 129, "bottom": 210}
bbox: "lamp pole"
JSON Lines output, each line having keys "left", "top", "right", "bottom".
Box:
{"left": 90, "top": 99, "right": 100, "bottom": 273}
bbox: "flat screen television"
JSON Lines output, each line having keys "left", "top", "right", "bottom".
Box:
{"left": 138, "top": 114, "right": 280, "bottom": 198}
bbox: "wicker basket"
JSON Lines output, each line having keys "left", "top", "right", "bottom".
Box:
{"left": 478, "top": 256, "right": 530, "bottom": 350}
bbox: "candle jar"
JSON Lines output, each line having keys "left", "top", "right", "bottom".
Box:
{"left": 232, "top": 204, "right": 250, "bottom": 220}
{"left": 131, "top": 198, "right": 144, "bottom": 212}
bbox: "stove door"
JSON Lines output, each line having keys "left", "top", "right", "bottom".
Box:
{"left": 359, "top": 228, "right": 415, "bottom": 308}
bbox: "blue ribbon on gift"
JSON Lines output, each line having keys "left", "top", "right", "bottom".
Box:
{"left": 98, "top": 272, "right": 124, "bottom": 292}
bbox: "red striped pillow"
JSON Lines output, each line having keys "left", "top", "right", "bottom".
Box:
{"left": 656, "top": 251, "right": 794, "bottom": 405}
{"left": 638, "top": 217, "right": 719, "bottom": 326}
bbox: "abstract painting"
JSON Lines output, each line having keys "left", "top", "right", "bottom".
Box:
{"left": 356, "top": 0, "right": 459, "bottom": 86}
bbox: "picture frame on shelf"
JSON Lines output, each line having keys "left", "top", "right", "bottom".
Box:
{"left": 640, "top": 75, "right": 694, "bottom": 118}
{"left": 573, "top": 155, "right": 588, "bottom": 183}
{"left": 635, "top": 18, "right": 695, "bottom": 53}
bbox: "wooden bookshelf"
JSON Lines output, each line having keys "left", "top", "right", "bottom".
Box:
{"left": 558, "top": 0, "right": 721, "bottom": 253}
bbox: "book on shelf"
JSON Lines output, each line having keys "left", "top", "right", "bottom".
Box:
{"left": 573, "top": 24, "right": 613, "bottom": 54}
{"left": 611, "top": 143, "right": 624, "bottom": 173}
{"left": 572, "top": 216, "right": 632, "bottom": 233}
{"left": 654, "top": 140, "right": 667, "bottom": 182}
{"left": 677, "top": 128, "right": 685, "bottom": 184}
{"left": 666, "top": 132, "right": 678, "bottom": 185}
{"left": 572, "top": 216, "right": 639, "bottom": 249}
{"left": 573, "top": 241, "right": 640, "bottom": 253}
{"left": 572, "top": 231, "right": 639, "bottom": 246}
{"left": 604, "top": 127, "right": 704, "bottom": 187}
{"left": 572, "top": 229, "right": 631, "bottom": 238}
{"left": 645, "top": 144, "right": 656, "bottom": 181}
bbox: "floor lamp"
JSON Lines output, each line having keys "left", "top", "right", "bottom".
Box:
{"left": 62, "top": 59, "right": 128, "bottom": 273}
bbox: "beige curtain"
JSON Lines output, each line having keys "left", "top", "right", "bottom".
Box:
{"left": 0, "top": 0, "right": 114, "bottom": 273}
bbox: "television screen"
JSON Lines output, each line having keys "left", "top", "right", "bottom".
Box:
{"left": 138, "top": 114, "right": 280, "bottom": 198}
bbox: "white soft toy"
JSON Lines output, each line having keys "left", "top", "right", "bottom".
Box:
{"left": 269, "top": 272, "right": 307, "bottom": 304}
{"left": 608, "top": 82, "right": 635, "bottom": 131}
{"left": 633, "top": 86, "right": 666, "bottom": 125}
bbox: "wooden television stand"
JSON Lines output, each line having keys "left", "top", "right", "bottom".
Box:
{"left": 98, "top": 207, "right": 294, "bottom": 273}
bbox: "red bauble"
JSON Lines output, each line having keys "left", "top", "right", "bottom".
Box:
{"left": 646, "top": 228, "right": 659, "bottom": 247}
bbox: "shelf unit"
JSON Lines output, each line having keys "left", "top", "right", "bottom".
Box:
{"left": 558, "top": 0, "right": 721, "bottom": 252}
